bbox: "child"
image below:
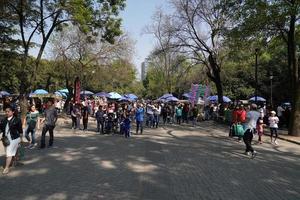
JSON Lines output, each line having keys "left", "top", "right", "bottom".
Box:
{"left": 256, "top": 113, "right": 266, "bottom": 144}
{"left": 268, "top": 111, "right": 279, "bottom": 145}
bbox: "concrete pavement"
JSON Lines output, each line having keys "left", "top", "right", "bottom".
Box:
{"left": 0, "top": 120, "right": 300, "bottom": 200}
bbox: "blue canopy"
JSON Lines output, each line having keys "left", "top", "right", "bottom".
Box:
{"left": 124, "top": 93, "right": 138, "bottom": 100}
{"left": 80, "top": 90, "right": 94, "bottom": 95}
{"left": 208, "top": 95, "right": 232, "bottom": 103}
{"left": 159, "top": 93, "right": 173, "bottom": 100}
{"left": 58, "top": 89, "right": 69, "bottom": 94}
{"left": 55, "top": 91, "right": 67, "bottom": 98}
{"left": 33, "top": 89, "right": 48, "bottom": 95}
{"left": 0, "top": 91, "right": 10, "bottom": 96}
{"left": 182, "top": 92, "right": 191, "bottom": 98}
{"left": 118, "top": 96, "right": 133, "bottom": 102}
{"left": 94, "top": 92, "right": 110, "bottom": 98}
{"left": 249, "top": 96, "right": 266, "bottom": 102}
{"left": 108, "top": 92, "right": 122, "bottom": 99}
{"left": 166, "top": 96, "right": 179, "bottom": 102}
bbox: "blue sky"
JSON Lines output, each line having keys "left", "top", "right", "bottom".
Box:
{"left": 120, "top": 0, "right": 169, "bottom": 77}
{"left": 28, "top": 0, "right": 169, "bottom": 78}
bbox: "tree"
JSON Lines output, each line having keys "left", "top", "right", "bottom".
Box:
{"left": 222, "top": 0, "right": 300, "bottom": 135}
{"left": 1, "top": 0, "right": 125, "bottom": 117}
{"left": 166, "top": 0, "right": 229, "bottom": 115}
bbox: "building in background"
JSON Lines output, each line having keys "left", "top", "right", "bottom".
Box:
{"left": 141, "top": 60, "right": 149, "bottom": 80}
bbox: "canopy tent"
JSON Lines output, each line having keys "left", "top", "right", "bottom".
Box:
{"left": 159, "top": 93, "right": 173, "bottom": 100}
{"left": 33, "top": 89, "right": 48, "bottom": 95}
{"left": 0, "top": 91, "right": 10, "bottom": 97}
{"left": 80, "top": 90, "right": 94, "bottom": 95}
{"left": 54, "top": 91, "right": 67, "bottom": 98}
{"left": 108, "top": 92, "right": 122, "bottom": 99}
{"left": 57, "top": 89, "right": 69, "bottom": 94}
{"left": 249, "top": 96, "right": 266, "bottom": 102}
{"left": 124, "top": 93, "right": 138, "bottom": 100}
{"left": 165, "top": 96, "right": 179, "bottom": 102}
{"left": 94, "top": 92, "right": 110, "bottom": 98}
{"left": 208, "top": 95, "right": 232, "bottom": 103}
{"left": 118, "top": 96, "right": 133, "bottom": 102}
{"left": 182, "top": 92, "right": 191, "bottom": 99}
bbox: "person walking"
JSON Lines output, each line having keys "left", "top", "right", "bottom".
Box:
{"left": 269, "top": 111, "right": 280, "bottom": 145}
{"left": 40, "top": 100, "right": 58, "bottom": 149}
{"left": 191, "top": 106, "right": 199, "bottom": 126}
{"left": 24, "top": 105, "right": 40, "bottom": 149}
{"left": 153, "top": 104, "right": 161, "bottom": 128}
{"left": 243, "top": 104, "right": 260, "bottom": 158}
{"left": 232, "top": 105, "right": 246, "bottom": 142}
{"left": 135, "top": 103, "right": 144, "bottom": 134}
{"left": 1, "top": 105, "right": 23, "bottom": 174}
{"left": 95, "top": 105, "right": 105, "bottom": 134}
{"left": 124, "top": 112, "right": 131, "bottom": 138}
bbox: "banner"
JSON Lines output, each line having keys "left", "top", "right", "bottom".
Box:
{"left": 189, "top": 84, "right": 210, "bottom": 106}
{"left": 74, "top": 77, "right": 81, "bottom": 104}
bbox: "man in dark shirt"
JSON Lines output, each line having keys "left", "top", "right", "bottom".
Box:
{"left": 95, "top": 106, "right": 105, "bottom": 134}
{"left": 40, "top": 99, "right": 58, "bottom": 149}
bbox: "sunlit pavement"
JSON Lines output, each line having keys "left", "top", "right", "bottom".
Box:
{"left": 1, "top": 120, "right": 300, "bottom": 200}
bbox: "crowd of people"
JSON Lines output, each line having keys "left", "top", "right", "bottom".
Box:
{"left": 0, "top": 95, "right": 292, "bottom": 174}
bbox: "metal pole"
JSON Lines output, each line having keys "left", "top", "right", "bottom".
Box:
{"left": 255, "top": 48, "right": 259, "bottom": 103}
{"left": 270, "top": 74, "right": 273, "bottom": 108}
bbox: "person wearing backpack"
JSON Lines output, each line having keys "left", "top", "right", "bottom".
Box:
{"left": 24, "top": 105, "right": 40, "bottom": 149}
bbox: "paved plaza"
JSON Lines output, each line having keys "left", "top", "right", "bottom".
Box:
{"left": 1, "top": 120, "right": 300, "bottom": 200}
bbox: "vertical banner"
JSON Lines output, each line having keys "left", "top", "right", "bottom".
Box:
{"left": 190, "top": 84, "right": 199, "bottom": 107}
{"left": 74, "top": 77, "right": 81, "bottom": 104}
{"left": 204, "top": 84, "right": 211, "bottom": 105}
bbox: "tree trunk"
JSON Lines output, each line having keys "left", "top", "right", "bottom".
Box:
{"left": 287, "top": 11, "right": 299, "bottom": 136}
{"left": 289, "top": 81, "right": 300, "bottom": 136}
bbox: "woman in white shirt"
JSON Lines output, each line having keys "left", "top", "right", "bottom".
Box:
{"left": 268, "top": 111, "right": 279, "bottom": 145}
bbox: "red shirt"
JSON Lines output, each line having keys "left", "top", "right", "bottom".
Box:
{"left": 232, "top": 109, "right": 246, "bottom": 123}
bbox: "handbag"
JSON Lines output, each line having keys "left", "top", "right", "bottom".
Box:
{"left": 28, "top": 112, "right": 37, "bottom": 131}
{"left": 234, "top": 124, "right": 245, "bottom": 136}
{"left": 1, "top": 136, "right": 10, "bottom": 147}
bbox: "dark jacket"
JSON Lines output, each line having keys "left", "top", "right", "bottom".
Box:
{"left": 0, "top": 117, "right": 23, "bottom": 140}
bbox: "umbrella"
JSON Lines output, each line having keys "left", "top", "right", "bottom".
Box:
{"left": 58, "top": 89, "right": 69, "bottom": 94}
{"left": 33, "top": 89, "right": 48, "bottom": 95}
{"left": 118, "top": 96, "right": 133, "bottom": 102}
{"left": 159, "top": 93, "right": 173, "bottom": 100}
{"left": 108, "top": 92, "right": 122, "bottom": 99}
{"left": 94, "top": 92, "right": 110, "bottom": 98}
{"left": 55, "top": 91, "right": 67, "bottom": 98}
{"left": 249, "top": 96, "right": 266, "bottom": 102}
{"left": 80, "top": 90, "right": 94, "bottom": 95}
{"left": 124, "top": 93, "right": 138, "bottom": 100}
{"left": 208, "top": 95, "right": 232, "bottom": 103}
{"left": 182, "top": 92, "right": 191, "bottom": 98}
{"left": 0, "top": 91, "right": 10, "bottom": 97}
{"left": 166, "top": 96, "right": 179, "bottom": 102}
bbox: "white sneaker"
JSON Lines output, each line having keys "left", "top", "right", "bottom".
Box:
{"left": 252, "top": 151, "right": 257, "bottom": 159}
{"left": 274, "top": 140, "right": 278, "bottom": 145}
{"left": 245, "top": 152, "right": 251, "bottom": 156}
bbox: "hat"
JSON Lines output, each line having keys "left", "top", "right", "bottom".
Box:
{"left": 270, "top": 111, "right": 276, "bottom": 114}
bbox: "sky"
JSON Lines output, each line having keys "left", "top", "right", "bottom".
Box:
{"left": 28, "top": 0, "right": 170, "bottom": 79}
{"left": 119, "top": 0, "right": 170, "bottom": 78}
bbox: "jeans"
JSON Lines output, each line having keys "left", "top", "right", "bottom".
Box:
{"left": 146, "top": 114, "right": 154, "bottom": 127}
{"left": 97, "top": 120, "right": 104, "bottom": 133}
{"left": 243, "top": 129, "right": 254, "bottom": 153}
{"left": 76, "top": 117, "right": 81, "bottom": 129}
{"left": 71, "top": 116, "right": 77, "bottom": 128}
{"left": 40, "top": 125, "right": 55, "bottom": 148}
{"left": 176, "top": 116, "right": 182, "bottom": 124}
{"left": 154, "top": 114, "right": 160, "bottom": 128}
{"left": 25, "top": 126, "right": 36, "bottom": 144}
{"left": 270, "top": 128, "right": 278, "bottom": 140}
{"left": 136, "top": 121, "right": 143, "bottom": 134}
{"left": 83, "top": 118, "right": 88, "bottom": 130}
